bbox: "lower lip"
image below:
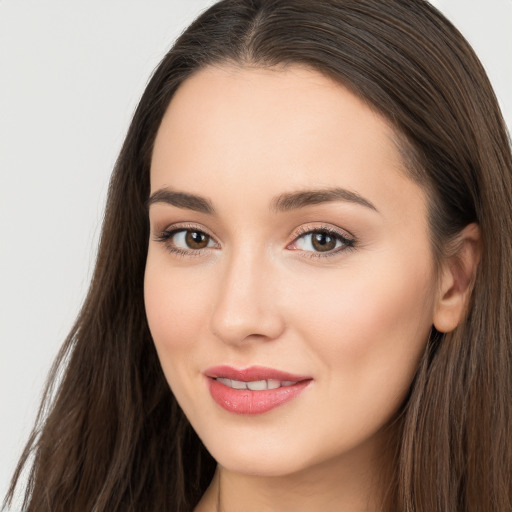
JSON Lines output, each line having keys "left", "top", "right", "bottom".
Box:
{"left": 207, "top": 378, "right": 311, "bottom": 415}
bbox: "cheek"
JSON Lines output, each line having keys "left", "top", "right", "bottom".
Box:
{"left": 287, "top": 254, "right": 435, "bottom": 395}
{"left": 144, "top": 258, "right": 218, "bottom": 424}
{"left": 144, "top": 254, "right": 212, "bottom": 365}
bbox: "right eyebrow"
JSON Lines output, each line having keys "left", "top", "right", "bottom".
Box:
{"left": 270, "top": 187, "right": 378, "bottom": 213}
{"left": 146, "top": 188, "right": 215, "bottom": 214}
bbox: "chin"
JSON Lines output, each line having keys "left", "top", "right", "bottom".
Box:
{"left": 198, "top": 425, "right": 334, "bottom": 478}
{"left": 213, "top": 448, "right": 309, "bottom": 477}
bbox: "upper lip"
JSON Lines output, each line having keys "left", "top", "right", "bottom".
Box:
{"left": 204, "top": 365, "right": 311, "bottom": 382}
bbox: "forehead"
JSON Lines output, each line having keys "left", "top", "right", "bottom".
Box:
{"left": 150, "top": 64, "right": 427, "bottom": 223}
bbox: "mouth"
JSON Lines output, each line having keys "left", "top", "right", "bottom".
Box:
{"left": 204, "top": 365, "right": 312, "bottom": 415}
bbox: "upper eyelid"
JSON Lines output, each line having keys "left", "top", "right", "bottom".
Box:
{"left": 158, "top": 222, "right": 218, "bottom": 239}
{"left": 291, "top": 223, "right": 355, "bottom": 241}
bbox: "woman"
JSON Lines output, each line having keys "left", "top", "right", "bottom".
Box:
{"left": 5, "top": 0, "right": 511, "bottom": 511}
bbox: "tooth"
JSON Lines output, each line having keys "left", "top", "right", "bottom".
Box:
{"left": 267, "top": 379, "right": 281, "bottom": 389}
{"left": 217, "top": 378, "right": 232, "bottom": 387}
{"left": 247, "top": 380, "right": 267, "bottom": 391}
{"left": 231, "top": 379, "right": 248, "bottom": 390}
{"left": 282, "top": 381, "right": 295, "bottom": 386}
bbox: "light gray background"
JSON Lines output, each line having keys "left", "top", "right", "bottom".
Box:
{"left": 1, "top": 0, "right": 511, "bottom": 503}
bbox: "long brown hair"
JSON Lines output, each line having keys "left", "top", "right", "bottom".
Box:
{"left": 5, "top": 1, "right": 512, "bottom": 511}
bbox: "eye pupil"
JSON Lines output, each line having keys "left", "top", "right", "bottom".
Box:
{"left": 185, "top": 231, "right": 209, "bottom": 249}
{"left": 312, "top": 232, "right": 336, "bottom": 252}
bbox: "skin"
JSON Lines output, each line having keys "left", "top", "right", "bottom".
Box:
{"left": 144, "top": 65, "right": 478, "bottom": 511}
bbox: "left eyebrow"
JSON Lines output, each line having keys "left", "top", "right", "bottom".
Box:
{"left": 270, "top": 187, "right": 378, "bottom": 213}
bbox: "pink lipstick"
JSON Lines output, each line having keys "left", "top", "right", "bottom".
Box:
{"left": 205, "top": 365, "right": 312, "bottom": 415}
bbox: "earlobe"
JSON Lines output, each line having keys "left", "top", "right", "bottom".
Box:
{"left": 433, "top": 223, "right": 481, "bottom": 333}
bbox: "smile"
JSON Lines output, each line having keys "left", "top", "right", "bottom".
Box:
{"left": 205, "top": 366, "right": 312, "bottom": 415}
{"left": 215, "top": 378, "right": 297, "bottom": 390}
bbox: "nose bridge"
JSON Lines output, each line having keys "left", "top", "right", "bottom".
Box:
{"left": 209, "top": 243, "right": 284, "bottom": 345}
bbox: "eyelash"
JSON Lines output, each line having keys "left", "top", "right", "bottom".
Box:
{"left": 153, "top": 223, "right": 356, "bottom": 259}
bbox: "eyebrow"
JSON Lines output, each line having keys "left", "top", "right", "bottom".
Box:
{"left": 147, "top": 186, "right": 378, "bottom": 215}
{"left": 270, "top": 187, "right": 378, "bottom": 213}
{"left": 147, "top": 188, "right": 215, "bottom": 214}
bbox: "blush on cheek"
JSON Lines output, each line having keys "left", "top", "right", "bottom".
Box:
{"left": 144, "top": 264, "right": 208, "bottom": 346}
{"left": 295, "top": 263, "right": 434, "bottom": 370}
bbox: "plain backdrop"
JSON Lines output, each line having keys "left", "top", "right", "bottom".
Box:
{"left": 1, "top": 0, "right": 511, "bottom": 503}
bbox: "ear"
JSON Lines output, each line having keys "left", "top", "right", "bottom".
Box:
{"left": 433, "top": 223, "right": 481, "bottom": 333}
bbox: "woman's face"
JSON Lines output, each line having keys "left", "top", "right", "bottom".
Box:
{"left": 145, "top": 65, "right": 439, "bottom": 476}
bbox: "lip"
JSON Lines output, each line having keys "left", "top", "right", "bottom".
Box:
{"left": 204, "top": 365, "right": 312, "bottom": 415}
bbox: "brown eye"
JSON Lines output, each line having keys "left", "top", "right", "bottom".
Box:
{"left": 289, "top": 228, "right": 354, "bottom": 256}
{"left": 184, "top": 230, "right": 211, "bottom": 249}
{"left": 311, "top": 232, "right": 337, "bottom": 252}
{"left": 156, "top": 228, "right": 217, "bottom": 254}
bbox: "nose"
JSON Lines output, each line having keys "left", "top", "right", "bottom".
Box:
{"left": 209, "top": 249, "right": 286, "bottom": 346}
